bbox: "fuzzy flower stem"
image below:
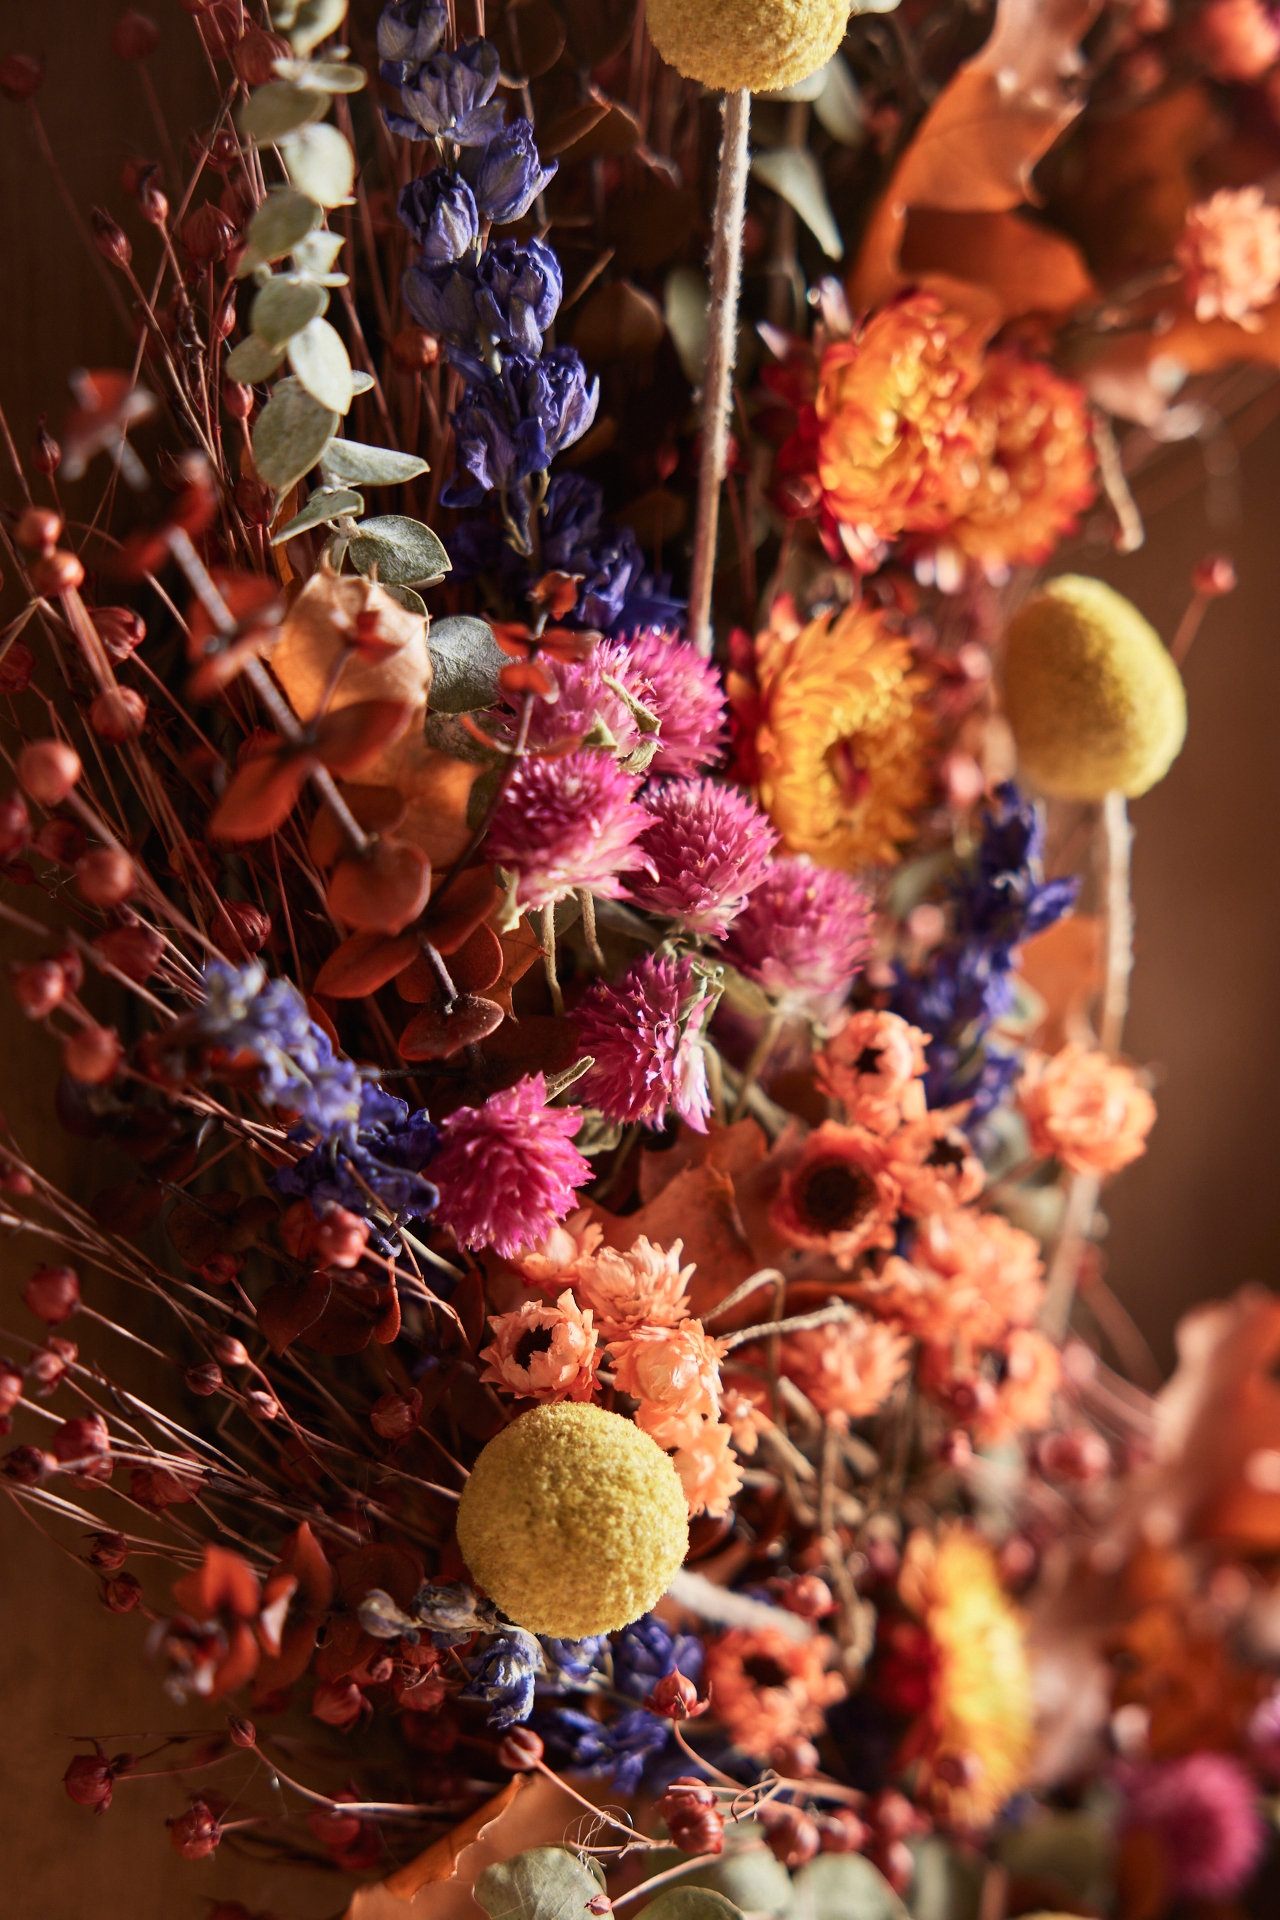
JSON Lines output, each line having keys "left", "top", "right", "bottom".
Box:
{"left": 688, "top": 89, "right": 751, "bottom": 658}
{"left": 578, "top": 888, "right": 605, "bottom": 972}
{"left": 541, "top": 901, "right": 564, "bottom": 1015}
{"left": 719, "top": 1300, "right": 856, "bottom": 1352}
{"left": 1090, "top": 408, "right": 1144, "bottom": 554}
{"left": 732, "top": 1008, "right": 785, "bottom": 1119}
{"left": 702, "top": 1268, "right": 786, "bottom": 1325}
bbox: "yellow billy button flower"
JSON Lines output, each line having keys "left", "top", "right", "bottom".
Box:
{"left": 455, "top": 1401, "right": 689, "bottom": 1637}
{"left": 645, "top": 0, "right": 850, "bottom": 92}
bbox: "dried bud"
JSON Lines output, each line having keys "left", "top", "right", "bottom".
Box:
{"left": 390, "top": 325, "right": 441, "bottom": 373}
{"left": 89, "top": 687, "right": 148, "bottom": 744}
{"left": 91, "top": 207, "right": 133, "bottom": 269}
{"left": 181, "top": 203, "right": 236, "bottom": 265}
{"left": 760, "top": 1803, "right": 820, "bottom": 1870}
{"left": 308, "top": 1798, "right": 364, "bottom": 1849}
{"left": 658, "top": 1778, "right": 724, "bottom": 1856}
{"left": 34, "top": 818, "right": 85, "bottom": 867}
{"left": 64, "top": 1753, "right": 116, "bottom": 1811}
{"left": 168, "top": 1798, "right": 221, "bottom": 1860}
{"left": 0, "top": 641, "right": 34, "bottom": 694}
{"left": 89, "top": 607, "right": 147, "bottom": 660}
{"left": 185, "top": 1361, "right": 223, "bottom": 1395}
{"left": 1192, "top": 552, "right": 1238, "bottom": 597}
{"left": 1037, "top": 1428, "right": 1111, "bottom": 1483}
{"left": 18, "top": 739, "right": 81, "bottom": 805}
{"left": 232, "top": 26, "right": 292, "bottom": 87}
{"left": 780, "top": 1573, "right": 835, "bottom": 1620}
{"left": 100, "top": 1571, "right": 142, "bottom": 1612}
{"left": 867, "top": 1838, "right": 915, "bottom": 1896}
{"left": 227, "top": 1714, "right": 257, "bottom": 1748}
{"left": 64, "top": 1023, "right": 124, "bottom": 1086}
{"left": 32, "top": 416, "right": 61, "bottom": 475}
{"left": 771, "top": 1736, "right": 820, "bottom": 1778}
{"left": 246, "top": 1388, "right": 280, "bottom": 1419}
{"left": 815, "top": 1807, "right": 870, "bottom": 1854}
{"left": 76, "top": 848, "right": 136, "bottom": 907}
{"left": 138, "top": 172, "right": 169, "bottom": 228}
{"left": 867, "top": 1789, "right": 918, "bottom": 1840}
{"left": 210, "top": 899, "right": 271, "bottom": 956}
{"left": 24, "top": 1263, "right": 80, "bottom": 1324}
{"left": 26, "top": 1335, "right": 75, "bottom": 1394}
{"left": 54, "top": 946, "right": 84, "bottom": 993}
{"left": 233, "top": 473, "right": 275, "bottom": 526}
{"left": 282, "top": 1199, "right": 370, "bottom": 1271}
{"left": 212, "top": 1335, "right": 249, "bottom": 1368}
{"left": 202, "top": 127, "right": 241, "bottom": 176}
{"left": 497, "top": 1727, "right": 544, "bottom": 1771}
{"left": 0, "top": 1357, "right": 22, "bottom": 1417}
{"left": 222, "top": 380, "right": 253, "bottom": 421}
{"left": 112, "top": 10, "right": 160, "bottom": 59}
{"left": 86, "top": 1531, "right": 129, "bottom": 1571}
{"left": 30, "top": 549, "right": 86, "bottom": 596}
{"left": 94, "top": 924, "right": 164, "bottom": 984}
{"left": 52, "top": 1411, "right": 112, "bottom": 1479}
{"left": 369, "top": 1388, "right": 422, "bottom": 1442}
{"left": 0, "top": 790, "right": 30, "bottom": 858}
{"left": 3, "top": 1444, "right": 54, "bottom": 1484}
{"left": 646, "top": 1667, "right": 708, "bottom": 1721}
{"left": 0, "top": 52, "right": 43, "bottom": 100}
{"left": 14, "top": 505, "right": 60, "bottom": 553}
{"left": 12, "top": 959, "right": 67, "bottom": 1019}
{"left": 200, "top": 1253, "right": 243, "bottom": 1287}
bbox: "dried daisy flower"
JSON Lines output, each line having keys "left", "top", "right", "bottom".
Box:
{"left": 770, "top": 1123, "right": 902, "bottom": 1269}
{"left": 948, "top": 353, "right": 1096, "bottom": 576}
{"left": 754, "top": 597, "right": 935, "bottom": 871}
{"left": 628, "top": 777, "right": 778, "bottom": 937}
{"left": 573, "top": 953, "right": 713, "bottom": 1133}
{"left": 1019, "top": 1043, "right": 1156, "bottom": 1176}
{"left": 516, "top": 1209, "right": 604, "bottom": 1289}
{"left": 486, "top": 746, "right": 654, "bottom": 913}
{"left": 673, "top": 1420, "right": 744, "bottom": 1518}
{"left": 702, "top": 1626, "right": 845, "bottom": 1758}
{"left": 1178, "top": 187, "right": 1280, "bottom": 329}
{"left": 720, "top": 855, "right": 871, "bottom": 1023}
{"left": 625, "top": 629, "right": 728, "bottom": 776}
{"left": 572, "top": 1237, "right": 695, "bottom": 1336}
{"left": 429, "top": 1074, "right": 592, "bottom": 1259}
{"left": 815, "top": 1009, "right": 932, "bottom": 1135}
{"left": 781, "top": 1311, "right": 912, "bottom": 1427}
{"left": 608, "top": 1318, "right": 724, "bottom": 1450}
{"left": 479, "top": 1290, "right": 600, "bottom": 1403}
{"left": 884, "top": 1108, "right": 986, "bottom": 1216}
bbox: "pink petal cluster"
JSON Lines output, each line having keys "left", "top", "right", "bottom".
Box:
{"left": 573, "top": 953, "right": 713, "bottom": 1133}
{"left": 624, "top": 629, "right": 728, "bottom": 775}
{"left": 478, "top": 1289, "right": 600, "bottom": 1403}
{"left": 428, "top": 1073, "right": 592, "bottom": 1259}
{"left": 673, "top": 1421, "right": 744, "bottom": 1518}
{"left": 721, "top": 855, "right": 872, "bottom": 1019}
{"left": 1121, "top": 1752, "right": 1265, "bottom": 1899}
{"left": 516, "top": 640, "right": 654, "bottom": 758}
{"left": 486, "top": 746, "right": 655, "bottom": 913}
{"left": 627, "top": 777, "right": 778, "bottom": 937}
{"left": 608, "top": 1318, "right": 724, "bottom": 1448}
{"left": 1177, "top": 186, "right": 1280, "bottom": 329}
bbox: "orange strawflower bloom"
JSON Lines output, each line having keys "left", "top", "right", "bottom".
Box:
{"left": 883, "top": 1107, "right": 985, "bottom": 1216}
{"left": 608, "top": 1318, "right": 724, "bottom": 1450}
{"left": 781, "top": 1310, "right": 912, "bottom": 1427}
{"left": 479, "top": 1290, "right": 600, "bottom": 1404}
{"left": 856, "top": 1209, "right": 1044, "bottom": 1349}
{"left": 704, "top": 1626, "right": 845, "bottom": 1757}
{"left": 572, "top": 1236, "right": 695, "bottom": 1337}
{"left": 815, "top": 1008, "right": 931, "bottom": 1135}
{"left": 754, "top": 597, "right": 935, "bottom": 871}
{"left": 948, "top": 353, "right": 1096, "bottom": 575}
{"left": 770, "top": 1122, "right": 902, "bottom": 1269}
{"left": 673, "top": 1419, "right": 744, "bottom": 1518}
{"left": 516, "top": 1209, "right": 604, "bottom": 1288}
{"left": 978, "top": 1329, "right": 1062, "bottom": 1440}
{"left": 1178, "top": 185, "right": 1280, "bottom": 329}
{"left": 1020, "top": 1043, "right": 1156, "bottom": 1176}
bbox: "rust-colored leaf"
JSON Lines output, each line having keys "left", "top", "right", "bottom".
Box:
{"left": 173, "top": 1544, "right": 261, "bottom": 1622}
{"left": 211, "top": 1618, "right": 262, "bottom": 1698}
{"left": 166, "top": 1191, "right": 243, "bottom": 1269}
{"left": 257, "top": 1274, "right": 333, "bottom": 1355}
{"left": 277, "top": 1519, "right": 335, "bottom": 1610}
{"left": 90, "top": 1178, "right": 165, "bottom": 1235}
{"left": 480, "top": 1012, "right": 577, "bottom": 1085}
{"left": 342, "top": 1773, "right": 570, "bottom": 1919}
{"left": 1014, "top": 913, "right": 1104, "bottom": 1053}
{"left": 296, "top": 1279, "right": 398, "bottom": 1356}
{"left": 898, "top": 207, "right": 1094, "bottom": 320}
{"left": 487, "top": 914, "right": 544, "bottom": 1019}
{"left": 427, "top": 866, "right": 500, "bottom": 954}
{"left": 572, "top": 279, "right": 665, "bottom": 362}
{"left": 448, "top": 922, "right": 504, "bottom": 995}
{"left": 309, "top": 783, "right": 409, "bottom": 868}
{"left": 314, "top": 699, "right": 415, "bottom": 777}
{"left": 209, "top": 747, "right": 310, "bottom": 843}
{"left": 398, "top": 994, "right": 505, "bottom": 1060}
{"left": 313, "top": 928, "right": 420, "bottom": 997}
{"left": 328, "top": 838, "right": 432, "bottom": 934}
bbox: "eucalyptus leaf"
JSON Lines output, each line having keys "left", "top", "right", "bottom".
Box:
{"left": 762, "top": 65, "right": 830, "bottom": 102}
{"left": 280, "top": 121, "right": 356, "bottom": 207}
{"left": 240, "top": 81, "right": 329, "bottom": 144}
{"left": 252, "top": 273, "right": 328, "bottom": 348}
{"left": 288, "top": 315, "right": 354, "bottom": 414}
{"left": 287, "top": 0, "right": 349, "bottom": 56}
{"left": 384, "top": 584, "right": 427, "bottom": 616}
{"left": 641, "top": 1892, "right": 743, "bottom": 1920}
{"left": 251, "top": 377, "right": 339, "bottom": 491}
{"left": 680, "top": 1830, "right": 793, "bottom": 1919}
{"left": 274, "top": 57, "right": 368, "bottom": 92}
{"left": 321, "top": 439, "right": 430, "bottom": 487}
{"left": 473, "top": 1846, "right": 604, "bottom": 1920}
{"left": 815, "top": 55, "right": 866, "bottom": 146}
{"left": 237, "top": 187, "right": 323, "bottom": 277}
{"left": 224, "top": 333, "right": 287, "bottom": 384}
{"left": 351, "top": 369, "right": 375, "bottom": 395}
{"left": 348, "top": 514, "right": 451, "bottom": 587}
{"left": 270, "top": 487, "right": 364, "bottom": 543}
{"left": 791, "top": 1854, "right": 909, "bottom": 1920}
{"left": 292, "top": 229, "right": 346, "bottom": 277}
{"left": 909, "top": 1836, "right": 984, "bottom": 1920}
{"left": 751, "top": 149, "right": 843, "bottom": 259}
{"left": 427, "top": 614, "right": 506, "bottom": 713}
{"left": 425, "top": 710, "right": 503, "bottom": 766}
{"left": 664, "top": 266, "right": 710, "bottom": 385}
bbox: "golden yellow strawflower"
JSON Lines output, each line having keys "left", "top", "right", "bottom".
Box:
{"left": 899, "top": 1527, "right": 1035, "bottom": 1829}
{"left": 1002, "top": 576, "right": 1187, "bottom": 800}
{"left": 455, "top": 1402, "right": 688, "bottom": 1637}
{"left": 646, "top": 0, "right": 850, "bottom": 92}
{"left": 755, "top": 596, "right": 934, "bottom": 870}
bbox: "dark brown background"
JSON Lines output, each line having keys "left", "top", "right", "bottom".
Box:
{"left": 1, "top": 2, "right": 1277, "bottom": 1914}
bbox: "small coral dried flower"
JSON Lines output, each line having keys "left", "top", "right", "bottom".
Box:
{"left": 816, "top": 1009, "right": 932, "bottom": 1135}
{"left": 883, "top": 1108, "right": 986, "bottom": 1216}
{"left": 570, "top": 1236, "right": 695, "bottom": 1336}
{"left": 947, "top": 353, "right": 1096, "bottom": 576}
{"left": 1019, "top": 1043, "right": 1156, "bottom": 1175}
{"left": 672, "top": 1420, "right": 744, "bottom": 1518}
{"left": 702, "top": 1626, "right": 845, "bottom": 1758}
{"left": 479, "top": 1289, "right": 600, "bottom": 1403}
{"left": 609, "top": 1318, "right": 725, "bottom": 1450}
{"left": 781, "top": 1312, "right": 912, "bottom": 1427}
{"left": 771, "top": 1124, "right": 902, "bottom": 1269}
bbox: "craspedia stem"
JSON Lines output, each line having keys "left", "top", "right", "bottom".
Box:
{"left": 689, "top": 88, "right": 751, "bottom": 660}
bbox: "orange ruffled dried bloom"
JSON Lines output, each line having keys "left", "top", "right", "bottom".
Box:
{"left": 977, "top": 1328, "right": 1062, "bottom": 1441}
{"left": 703, "top": 1626, "right": 845, "bottom": 1758}
{"left": 815, "top": 293, "right": 988, "bottom": 545}
{"left": 754, "top": 597, "right": 935, "bottom": 871}
{"left": 478, "top": 1290, "right": 600, "bottom": 1404}
{"left": 571, "top": 1236, "right": 695, "bottom": 1337}
{"left": 673, "top": 1419, "right": 744, "bottom": 1518}
{"left": 815, "top": 1008, "right": 931, "bottom": 1136}
{"left": 1020, "top": 1043, "right": 1156, "bottom": 1176}
{"left": 770, "top": 1123, "right": 902, "bottom": 1269}
{"left": 947, "top": 353, "right": 1096, "bottom": 575}
{"left": 884, "top": 1107, "right": 986, "bottom": 1216}
{"left": 857, "top": 1208, "right": 1044, "bottom": 1350}
{"left": 609, "top": 1318, "right": 724, "bottom": 1449}
{"left": 1177, "top": 186, "right": 1280, "bottom": 330}
{"left": 898, "top": 1527, "right": 1034, "bottom": 1829}
{"left": 781, "top": 1310, "right": 912, "bottom": 1427}
{"left": 516, "top": 1210, "right": 604, "bottom": 1288}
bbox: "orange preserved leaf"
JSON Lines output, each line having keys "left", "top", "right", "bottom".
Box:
{"left": 208, "top": 748, "right": 309, "bottom": 843}
{"left": 172, "top": 1543, "right": 261, "bottom": 1622}
{"left": 327, "top": 838, "right": 432, "bottom": 934}
{"left": 313, "top": 928, "right": 421, "bottom": 997}
{"left": 314, "top": 699, "right": 415, "bottom": 776}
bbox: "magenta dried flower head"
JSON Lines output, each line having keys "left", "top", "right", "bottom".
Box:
{"left": 628, "top": 777, "right": 778, "bottom": 937}
{"left": 430, "top": 1074, "right": 592, "bottom": 1259}
{"left": 516, "top": 640, "right": 655, "bottom": 761}
{"left": 722, "top": 855, "right": 872, "bottom": 1021}
{"left": 573, "top": 954, "right": 713, "bottom": 1133}
{"left": 1122, "top": 1752, "right": 1265, "bottom": 1899}
{"left": 487, "top": 746, "right": 655, "bottom": 913}
{"left": 626, "top": 629, "right": 728, "bottom": 775}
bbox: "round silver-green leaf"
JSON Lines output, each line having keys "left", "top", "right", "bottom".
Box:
{"left": 473, "top": 1847, "right": 604, "bottom": 1920}
{"left": 251, "top": 377, "right": 339, "bottom": 491}
{"left": 348, "top": 515, "right": 451, "bottom": 587}
{"left": 224, "top": 333, "right": 287, "bottom": 385}
{"left": 790, "top": 1854, "right": 909, "bottom": 1920}
{"left": 240, "top": 81, "right": 329, "bottom": 144}
{"left": 384, "top": 584, "right": 428, "bottom": 616}
{"left": 642, "top": 1894, "right": 743, "bottom": 1920}
{"left": 320, "top": 439, "right": 430, "bottom": 487}
{"left": 271, "top": 487, "right": 364, "bottom": 543}
{"left": 252, "top": 274, "right": 328, "bottom": 349}
{"left": 299, "top": 59, "right": 368, "bottom": 92}
{"left": 237, "top": 188, "right": 323, "bottom": 277}
{"left": 287, "top": 0, "right": 349, "bottom": 56}
{"left": 351, "top": 369, "right": 375, "bottom": 396}
{"left": 427, "top": 614, "right": 506, "bottom": 713}
{"left": 280, "top": 122, "right": 355, "bottom": 208}
{"left": 292, "top": 229, "right": 346, "bottom": 277}
{"left": 288, "top": 316, "right": 354, "bottom": 414}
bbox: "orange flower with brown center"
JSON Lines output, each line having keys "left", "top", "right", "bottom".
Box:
{"left": 478, "top": 1290, "right": 600, "bottom": 1404}
{"left": 856, "top": 1208, "right": 1045, "bottom": 1350}
{"left": 703, "top": 1626, "right": 845, "bottom": 1757}
{"left": 770, "top": 1123, "right": 902, "bottom": 1269}
{"left": 1020, "top": 1043, "right": 1156, "bottom": 1176}
{"left": 815, "top": 1008, "right": 931, "bottom": 1135}
{"left": 884, "top": 1107, "right": 985, "bottom": 1216}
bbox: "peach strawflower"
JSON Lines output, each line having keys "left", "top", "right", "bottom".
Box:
{"left": 948, "top": 353, "right": 1096, "bottom": 575}
{"left": 781, "top": 1310, "right": 912, "bottom": 1427}
{"left": 815, "top": 293, "right": 988, "bottom": 550}
{"left": 703, "top": 1626, "right": 845, "bottom": 1757}
{"left": 884, "top": 1107, "right": 985, "bottom": 1216}
{"left": 608, "top": 1318, "right": 724, "bottom": 1449}
{"left": 857, "top": 1210, "right": 1044, "bottom": 1350}
{"left": 815, "top": 1009, "right": 931, "bottom": 1135}
{"left": 754, "top": 596, "right": 935, "bottom": 872}
{"left": 1178, "top": 187, "right": 1280, "bottom": 329}
{"left": 770, "top": 1122, "right": 902, "bottom": 1269}
{"left": 478, "top": 1289, "right": 600, "bottom": 1404}
{"left": 673, "top": 1419, "right": 744, "bottom": 1518}
{"left": 1019, "top": 1043, "right": 1156, "bottom": 1175}
{"left": 977, "top": 1329, "right": 1062, "bottom": 1440}
{"left": 572, "top": 1236, "right": 695, "bottom": 1337}
{"left": 516, "top": 1209, "right": 604, "bottom": 1289}
{"left": 720, "top": 1385, "right": 767, "bottom": 1456}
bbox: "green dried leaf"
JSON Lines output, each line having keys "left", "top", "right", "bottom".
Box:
{"left": 236, "top": 187, "right": 323, "bottom": 277}
{"left": 271, "top": 487, "right": 364, "bottom": 543}
{"left": 252, "top": 274, "right": 328, "bottom": 349}
{"left": 791, "top": 1853, "right": 910, "bottom": 1920}
{"left": 274, "top": 56, "right": 368, "bottom": 92}
{"left": 280, "top": 122, "right": 356, "bottom": 208}
{"left": 814, "top": 55, "right": 866, "bottom": 146}
{"left": 288, "top": 316, "right": 354, "bottom": 414}
{"left": 240, "top": 81, "right": 329, "bottom": 144}
{"left": 384, "top": 584, "right": 427, "bottom": 616}
{"left": 751, "top": 149, "right": 844, "bottom": 260}
{"left": 642, "top": 1893, "right": 744, "bottom": 1920}
{"left": 293, "top": 229, "right": 346, "bottom": 278}
{"left": 664, "top": 266, "right": 710, "bottom": 385}
{"left": 473, "top": 1847, "right": 605, "bottom": 1920}
{"left": 224, "top": 333, "right": 287, "bottom": 384}
{"left": 680, "top": 1830, "right": 794, "bottom": 1919}
{"left": 348, "top": 515, "right": 451, "bottom": 587}
{"left": 427, "top": 614, "right": 506, "bottom": 713}
{"left": 287, "top": 0, "right": 349, "bottom": 56}
{"left": 321, "top": 439, "right": 430, "bottom": 486}
{"left": 251, "top": 377, "right": 339, "bottom": 491}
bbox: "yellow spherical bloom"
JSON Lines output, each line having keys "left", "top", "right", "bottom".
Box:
{"left": 899, "top": 1527, "right": 1035, "bottom": 1828}
{"left": 949, "top": 354, "right": 1097, "bottom": 574}
{"left": 646, "top": 0, "right": 849, "bottom": 92}
{"left": 456, "top": 1402, "right": 688, "bottom": 1637}
{"left": 816, "top": 294, "right": 988, "bottom": 546}
{"left": 755, "top": 597, "right": 934, "bottom": 869}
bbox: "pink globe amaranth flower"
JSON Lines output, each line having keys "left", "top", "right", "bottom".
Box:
{"left": 486, "top": 747, "right": 655, "bottom": 914}
{"left": 609, "top": 1318, "right": 724, "bottom": 1449}
{"left": 624, "top": 629, "right": 728, "bottom": 776}
{"left": 1178, "top": 186, "right": 1280, "bottom": 329}
{"left": 429, "top": 1074, "right": 592, "bottom": 1259}
{"left": 513, "top": 640, "right": 654, "bottom": 759}
{"left": 479, "top": 1289, "right": 600, "bottom": 1403}
{"left": 627, "top": 777, "right": 778, "bottom": 937}
{"left": 673, "top": 1419, "right": 743, "bottom": 1517}
{"left": 1122, "top": 1752, "right": 1266, "bottom": 1899}
{"left": 721, "top": 855, "right": 872, "bottom": 1021}
{"left": 573, "top": 953, "right": 713, "bottom": 1133}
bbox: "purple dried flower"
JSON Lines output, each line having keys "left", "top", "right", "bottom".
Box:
{"left": 627, "top": 778, "right": 777, "bottom": 938}
{"left": 386, "top": 39, "right": 505, "bottom": 146}
{"left": 446, "top": 350, "right": 599, "bottom": 506}
{"left": 523, "top": 347, "right": 600, "bottom": 461}
{"left": 397, "top": 172, "right": 479, "bottom": 265}
{"left": 405, "top": 257, "right": 481, "bottom": 346}
{"left": 541, "top": 475, "right": 644, "bottom": 630}
{"left": 430, "top": 1074, "right": 591, "bottom": 1258}
{"left": 721, "top": 855, "right": 872, "bottom": 1018}
{"left": 460, "top": 119, "right": 558, "bottom": 224}
{"left": 486, "top": 747, "right": 655, "bottom": 912}
{"left": 377, "top": 0, "right": 448, "bottom": 79}
{"left": 573, "top": 954, "right": 713, "bottom": 1134}
{"left": 1121, "top": 1753, "right": 1265, "bottom": 1899}
{"left": 476, "top": 238, "right": 563, "bottom": 355}
{"left": 199, "top": 961, "right": 363, "bottom": 1139}
{"left": 625, "top": 629, "right": 728, "bottom": 776}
